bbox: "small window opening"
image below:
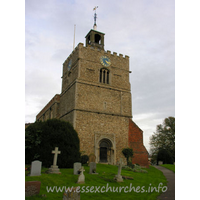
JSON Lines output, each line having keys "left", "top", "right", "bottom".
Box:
{"left": 88, "top": 35, "right": 91, "bottom": 44}
{"left": 99, "top": 69, "right": 102, "bottom": 82}
{"left": 95, "top": 34, "right": 101, "bottom": 44}
{"left": 103, "top": 70, "right": 106, "bottom": 83}
{"left": 107, "top": 71, "right": 109, "bottom": 84}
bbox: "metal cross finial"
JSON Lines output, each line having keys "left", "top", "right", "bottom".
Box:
{"left": 93, "top": 6, "right": 98, "bottom": 30}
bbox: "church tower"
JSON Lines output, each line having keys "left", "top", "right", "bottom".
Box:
{"left": 35, "top": 11, "right": 149, "bottom": 167}
{"left": 59, "top": 20, "right": 132, "bottom": 164}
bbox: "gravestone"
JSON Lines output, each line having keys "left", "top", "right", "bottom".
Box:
{"left": 88, "top": 153, "right": 96, "bottom": 165}
{"left": 63, "top": 187, "right": 80, "bottom": 200}
{"left": 114, "top": 158, "right": 124, "bottom": 182}
{"left": 48, "top": 147, "right": 61, "bottom": 174}
{"left": 30, "top": 160, "right": 42, "bottom": 176}
{"left": 73, "top": 162, "right": 82, "bottom": 175}
{"left": 25, "top": 181, "right": 41, "bottom": 197}
{"left": 89, "top": 162, "right": 98, "bottom": 174}
{"left": 158, "top": 161, "right": 163, "bottom": 165}
{"left": 77, "top": 167, "right": 85, "bottom": 184}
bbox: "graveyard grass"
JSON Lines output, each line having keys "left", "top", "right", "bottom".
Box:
{"left": 25, "top": 164, "right": 167, "bottom": 200}
{"left": 161, "top": 164, "right": 175, "bottom": 173}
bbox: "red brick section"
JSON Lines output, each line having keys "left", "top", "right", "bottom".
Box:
{"left": 128, "top": 119, "right": 149, "bottom": 168}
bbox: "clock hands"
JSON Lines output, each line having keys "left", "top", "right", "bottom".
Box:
{"left": 105, "top": 60, "right": 111, "bottom": 65}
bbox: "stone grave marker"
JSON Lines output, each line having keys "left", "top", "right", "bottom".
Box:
{"left": 89, "top": 162, "right": 98, "bottom": 174}
{"left": 30, "top": 160, "right": 42, "bottom": 176}
{"left": 25, "top": 181, "right": 41, "bottom": 197}
{"left": 88, "top": 153, "right": 96, "bottom": 165}
{"left": 63, "top": 187, "right": 80, "bottom": 200}
{"left": 73, "top": 162, "right": 82, "bottom": 175}
{"left": 77, "top": 166, "right": 85, "bottom": 184}
{"left": 48, "top": 147, "right": 61, "bottom": 174}
{"left": 114, "top": 158, "right": 124, "bottom": 182}
{"left": 158, "top": 161, "right": 163, "bottom": 165}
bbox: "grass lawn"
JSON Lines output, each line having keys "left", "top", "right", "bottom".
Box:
{"left": 160, "top": 164, "right": 175, "bottom": 173}
{"left": 25, "top": 164, "right": 167, "bottom": 200}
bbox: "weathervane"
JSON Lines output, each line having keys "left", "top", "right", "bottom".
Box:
{"left": 93, "top": 6, "right": 98, "bottom": 30}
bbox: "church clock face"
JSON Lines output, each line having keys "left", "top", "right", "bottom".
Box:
{"left": 100, "top": 56, "right": 111, "bottom": 67}
{"left": 68, "top": 59, "right": 72, "bottom": 71}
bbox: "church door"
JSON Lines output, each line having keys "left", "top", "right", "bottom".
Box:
{"left": 99, "top": 139, "right": 112, "bottom": 163}
{"left": 100, "top": 147, "right": 107, "bottom": 162}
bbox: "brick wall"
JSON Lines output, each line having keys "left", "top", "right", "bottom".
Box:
{"left": 128, "top": 119, "right": 149, "bottom": 168}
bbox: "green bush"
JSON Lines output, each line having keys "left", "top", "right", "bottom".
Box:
{"left": 25, "top": 119, "right": 80, "bottom": 168}
{"left": 122, "top": 147, "right": 134, "bottom": 164}
{"left": 81, "top": 155, "right": 89, "bottom": 165}
{"left": 127, "top": 161, "right": 135, "bottom": 169}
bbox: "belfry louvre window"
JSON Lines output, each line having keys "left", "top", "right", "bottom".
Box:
{"left": 99, "top": 68, "right": 109, "bottom": 84}
{"left": 95, "top": 34, "right": 101, "bottom": 44}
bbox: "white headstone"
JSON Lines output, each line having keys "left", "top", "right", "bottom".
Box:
{"left": 30, "top": 160, "right": 42, "bottom": 176}
{"left": 77, "top": 167, "right": 85, "bottom": 184}
{"left": 114, "top": 158, "right": 124, "bottom": 182}
{"left": 52, "top": 147, "right": 61, "bottom": 166}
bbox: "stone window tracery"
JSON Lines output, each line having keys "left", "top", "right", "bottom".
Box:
{"left": 99, "top": 68, "right": 109, "bottom": 84}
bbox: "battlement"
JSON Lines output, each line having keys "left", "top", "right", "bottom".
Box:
{"left": 106, "top": 49, "right": 129, "bottom": 59}
{"left": 81, "top": 44, "right": 129, "bottom": 60}
{"left": 63, "top": 43, "right": 82, "bottom": 65}
{"left": 63, "top": 42, "right": 129, "bottom": 67}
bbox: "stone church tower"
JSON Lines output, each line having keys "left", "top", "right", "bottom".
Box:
{"left": 36, "top": 23, "right": 149, "bottom": 167}
{"left": 60, "top": 28, "right": 131, "bottom": 165}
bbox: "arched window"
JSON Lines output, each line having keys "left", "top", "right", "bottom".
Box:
{"left": 99, "top": 68, "right": 109, "bottom": 84}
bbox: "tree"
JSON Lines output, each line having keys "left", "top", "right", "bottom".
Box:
{"left": 157, "top": 149, "right": 173, "bottom": 164}
{"left": 150, "top": 117, "right": 175, "bottom": 163}
{"left": 122, "top": 147, "right": 134, "bottom": 165}
{"left": 25, "top": 119, "right": 81, "bottom": 168}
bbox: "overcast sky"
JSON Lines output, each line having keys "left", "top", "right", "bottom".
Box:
{"left": 25, "top": 0, "right": 175, "bottom": 152}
